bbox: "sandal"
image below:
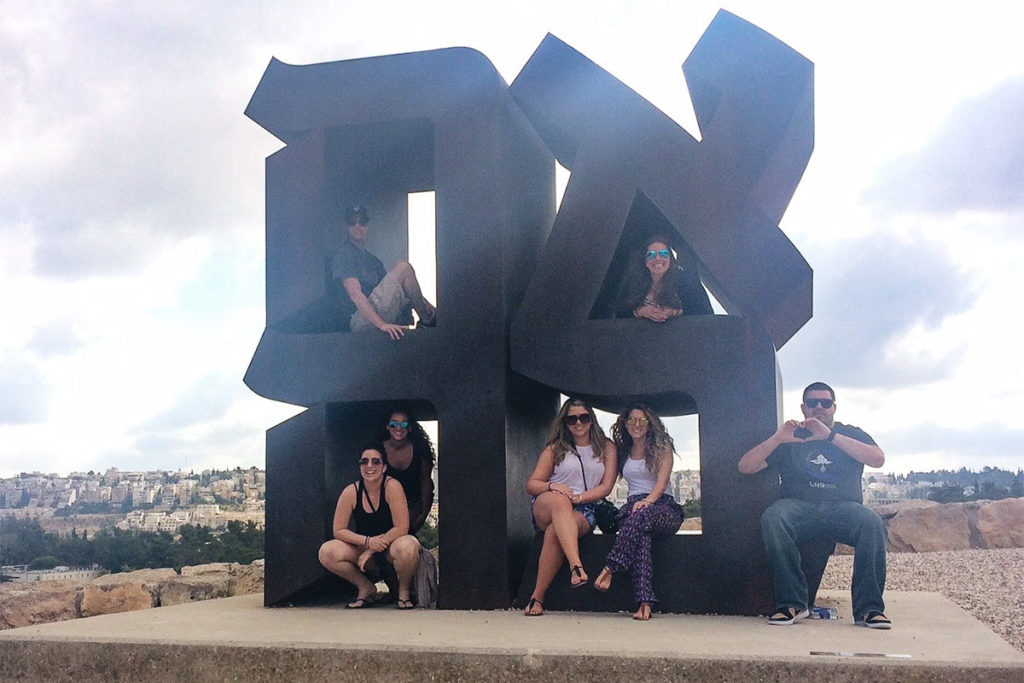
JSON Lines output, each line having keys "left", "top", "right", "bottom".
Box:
{"left": 633, "top": 602, "right": 652, "bottom": 621}
{"left": 346, "top": 592, "right": 380, "bottom": 609}
{"left": 593, "top": 567, "right": 612, "bottom": 592}
{"left": 856, "top": 611, "right": 892, "bottom": 629}
{"left": 396, "top": 598, "right": 415, "bottom": 610}
{"left": 524, "top": 597, "right": 544, "bottom": 616}
{"left": 570, "top": 565, "right": 588, "bottom": 589}
{"left": 767, "top": 606, "right": 809, "bottom": 625}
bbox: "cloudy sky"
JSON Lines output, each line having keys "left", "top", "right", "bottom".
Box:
{"left": 2, "top": 1, "right": 1022, "bottom": 477}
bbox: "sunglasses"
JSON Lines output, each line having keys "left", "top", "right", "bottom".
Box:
{"left": 626, "top": 416, "right": 650, "bottom": 427}
{"left": 358, "top": 457, "right": 383, "bottom": 466}
{"left": 388, "top": 420, "right": 409, "bottom": 429}
{"left": 564, "top": 413, "right": 592, "bottom": 426}
{"left": 804, "top": 398, "right": 834, "bottom": 409}
{"left": 646, "top": 249, "right": 671, "bottom": 261}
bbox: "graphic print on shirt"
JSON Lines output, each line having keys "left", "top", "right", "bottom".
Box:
{"left": 803, "top": 448, "right": 838, "bottom": 491}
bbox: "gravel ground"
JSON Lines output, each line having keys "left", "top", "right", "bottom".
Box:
{"left": 819, "top": 547, "right": 1024, "bottom": 653}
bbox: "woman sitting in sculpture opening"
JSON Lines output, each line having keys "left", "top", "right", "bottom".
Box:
{"left": 593, "top": 404, "right": 685, "bottom": 620}
{"left": 522, "top": 398, "right": 617, "bottom": 616}
{"left": 318, "top": 444, "right": 422, "bottom": 609}
{"left": 614, "top": 235, "right": 712, "bottom": 321}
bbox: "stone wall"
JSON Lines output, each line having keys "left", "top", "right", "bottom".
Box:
{"left": 0, "top": 560, "right": 263, "bottom": 630}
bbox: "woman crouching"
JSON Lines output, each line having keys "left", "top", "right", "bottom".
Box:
{"left": 318, "top": 445, "right": 422, "bottom": 609}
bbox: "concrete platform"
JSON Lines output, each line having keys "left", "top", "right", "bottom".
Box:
{"left": 1, "top": 590, "right": 1021, "bottom": 682}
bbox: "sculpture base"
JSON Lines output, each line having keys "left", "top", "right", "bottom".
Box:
{"left": 1, "top": 591, "right": 1020, "bottom": 681}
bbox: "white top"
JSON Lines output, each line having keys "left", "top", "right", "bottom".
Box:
{"left": 623, "top": 456, "right": 658, "bottom": 497}
{"left": 549, "top": 444, "right": 605, "bottom": 495}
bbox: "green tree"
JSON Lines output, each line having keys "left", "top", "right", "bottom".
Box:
{"left": 28, "top": 555, "right": 59, "bottom": 570}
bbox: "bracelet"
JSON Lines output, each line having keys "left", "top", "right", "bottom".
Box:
{"left": 827, "top": 429, "right": 836, "bottom": 442}
{"left": 363, "top": 535, "right": 369, "bottom": 548}
{"left": 547, "top": 482, "right": 552, "bottom": 492}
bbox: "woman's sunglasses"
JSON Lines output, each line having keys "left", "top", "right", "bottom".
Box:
{"left": 626, "top": 416, "right": 650, "bottom": 427}
{"left": 564, "top": 413, "right": 592, "bottom": 426}
{"left": 359, "top": 457, "right": 383, "bottom": 466}
{"left": 388, "top": 420, "right": 410, "bottom": 429}
{"left": 646, "top": 249, "right": 671, "bottom": 261}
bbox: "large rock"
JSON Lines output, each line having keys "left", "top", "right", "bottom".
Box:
{"left": 233, "top": 559, "right": 264, "bottom": 595}
{"left": 878, "top": 497, "right": 1024, "bottom": 553}
{"left": 80, "top": 568, "right": 176, "bottom": 617}
{"left": 975, "top": 497, "right": 1024, "bottom": 548}
{"left": 0, "top": 580, "right": 82, "bottom": 629}
{"left": 885, "top": 502, "right": 972, "bottom": 552}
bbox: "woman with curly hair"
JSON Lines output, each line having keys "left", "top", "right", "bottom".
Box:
{"left": 522, "top": 398, "right": 618, "bottom": 616}
{"left": 613, "top": 235, "right": 712, "bottom": 321}
{"left": 593, "top": 404, "right": 684, "bottom": 620}
{"left": 380, "top": 408, "right": 436, "bottom": 534}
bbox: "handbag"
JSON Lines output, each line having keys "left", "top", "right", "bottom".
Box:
{"left": 574, "top": 451, "right": 620, "bottom": 534}
{"left": 593, "top": 498, "right": 620, "bottom": 534}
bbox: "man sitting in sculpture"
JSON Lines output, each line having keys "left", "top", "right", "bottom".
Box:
{"left": 612, "top": 235, "right": 712, "bottom": 321}
{"left": 332, "top": 204, "right": 437, "bottom": 340}
{"left": 738, "top": 382, "right": 891, "bottom": 629}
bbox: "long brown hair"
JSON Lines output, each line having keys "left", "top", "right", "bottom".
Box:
{"left": 546, "top": 398, "right": 608, "bottom": 466}
{"left": 611, "top": 403, "right": 675, "bottom": 474}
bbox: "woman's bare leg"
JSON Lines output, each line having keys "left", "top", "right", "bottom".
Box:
{"left": 387, "top": 535, "right": 422, "bottom": 603}
{"left": 318, "top": 540, "right": 376, "bottom": 602}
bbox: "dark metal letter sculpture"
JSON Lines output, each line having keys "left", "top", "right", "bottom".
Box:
{"left": 508, "top": 10, "right": 812, "bottom": 614}
{"left": 246, "top": 9, "right": 813, "bottom": 615}
{"left": 244, "top": 48, "right": 557, "bottom": 608}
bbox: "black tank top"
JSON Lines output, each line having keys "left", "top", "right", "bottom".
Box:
{"left": 352, "top": 477, "right": 393, "bottom": 537}
{"left": 386, "top": 446, "right": 423, "bottom": 507}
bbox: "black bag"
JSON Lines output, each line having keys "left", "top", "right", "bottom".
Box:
{"left": 573, "top": 450, "right": 620, "bottom": 534}
{"left": 594, "top": 499, "right": 620, "bottom": 534}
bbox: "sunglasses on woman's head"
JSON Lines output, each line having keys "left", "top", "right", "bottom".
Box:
{"left": 388, "top": 420, "right": 409, "bottom": 429}
{"left": 359, "top": 457, "right": 383, "bottom": 466}
{"left": 564, "top": 413, "right": 592, "bottom": 426}
{"left": 646, "top": 249, "right": 671, "bottom": 260}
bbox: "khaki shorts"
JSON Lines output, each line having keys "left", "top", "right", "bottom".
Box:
{"left": 350, "top": 274, "right": 409, "bottom": 331}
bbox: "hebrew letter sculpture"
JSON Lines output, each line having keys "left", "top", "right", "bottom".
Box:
{"left": 245, "top": 48, "right": 557, "bottom": 608}
{"left": 509, "top": 9, "right": 813, "bottom": 614}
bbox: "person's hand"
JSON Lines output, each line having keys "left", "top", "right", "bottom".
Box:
{"left": 379, "top": 323, "right": 406, "bottom": 340}
{"left": 356, "top": 548, "right": 375, "bottom": 572}
{"left": 774, "top": 420, "right": 805, "bottom": 443}
{"left": 634, "top": 305, "right": 679, "bottom": 322}
{"left": 801, "top": 417, "right": 831, "bottom": 440}
{"left": 367, "top": 535, "right": 390, "bottom": 552}
{"left": 547, "top": 482, "right": 573, "bottom": 497}
{"left": 633, "top": 499, "right": 652, "bottom": 511}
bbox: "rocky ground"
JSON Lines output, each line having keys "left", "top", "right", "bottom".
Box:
{"left": 820, "top": 547, "right": 1024, "bottom": 653}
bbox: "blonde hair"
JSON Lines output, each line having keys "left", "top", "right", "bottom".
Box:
{"left": 546, "top": 399, "right": 607, "bottom": 466}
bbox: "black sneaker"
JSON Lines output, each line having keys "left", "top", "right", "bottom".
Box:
{"left": 855, "top": 611, "right": 892, "bottom": 629}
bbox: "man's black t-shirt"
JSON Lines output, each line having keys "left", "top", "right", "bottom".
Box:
{"left": 330, "top": 240, "right": 387, "bottom": 320}
{"left": 765, "top": 422, "right": 877, "bottom": 504}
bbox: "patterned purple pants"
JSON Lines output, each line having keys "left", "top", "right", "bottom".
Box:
{"left": 604, "top": 494, "right": 684, "bottom": 606}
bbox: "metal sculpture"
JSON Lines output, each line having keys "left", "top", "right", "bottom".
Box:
{"left": 245, "top": 9, "right": 813, "bottom": 614}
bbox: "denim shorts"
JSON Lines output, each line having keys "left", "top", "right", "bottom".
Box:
{"left": 530, "top": 496, "right": 597, "bottom": 532}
